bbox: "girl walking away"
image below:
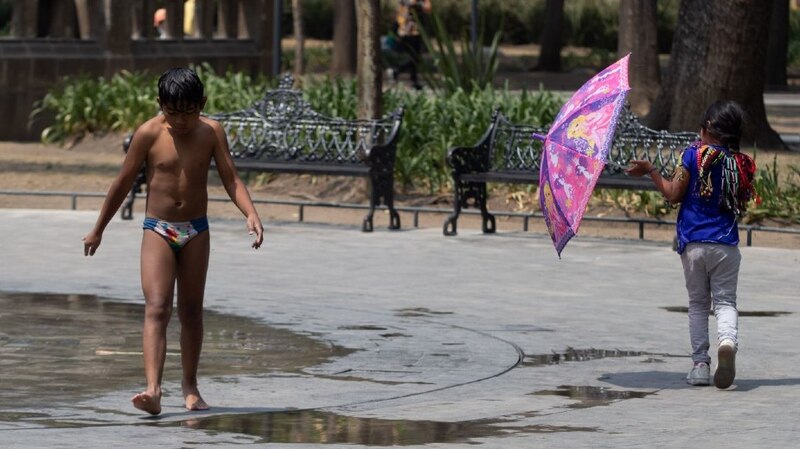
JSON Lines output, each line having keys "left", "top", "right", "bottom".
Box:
{"left": 626, "top": 101, "right": 757, "bottom": 389}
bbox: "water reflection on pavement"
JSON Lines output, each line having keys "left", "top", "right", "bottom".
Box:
{"left": 0, "top": 292, "right": 348, "bottom": 409}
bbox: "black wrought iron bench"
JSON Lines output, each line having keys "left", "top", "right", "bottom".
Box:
{"left": 121, "top": 75, "right": 405, "bottom": 232}
{"left": 442, "top": 108, "right": 698, "bottom": 236}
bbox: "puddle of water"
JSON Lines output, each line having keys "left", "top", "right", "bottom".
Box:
{"left": 173, "top": 409, "right": 598, "bottom": 445}
{"left": 492, "top": 324, "right": 553, "bottom": 332}
{"left": 0, "top": 411, "right": 50, "bottom": 421}
{"left": 379, "top": 333, "right": 410, "bottom": 338}
{"left": 531, "top": 385, "right": 654, "bottom": 409}
{"left": 520, "top": 348, "right": 680, "bottom": 367}
{"left": 394, "top": 308, "right": 454, "bottom": 318}
{"left": 0, "top": 292, "right": 349, "bottom": 410}
{"left": 662, "top": 306, "right": 792, "bottom": 317}
{"left": 338, "top": 325, "right": 388, "bottom": 331}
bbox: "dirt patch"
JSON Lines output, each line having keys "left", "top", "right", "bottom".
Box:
{"left": 1, "top": 133, "right": 798, "bottom": 249}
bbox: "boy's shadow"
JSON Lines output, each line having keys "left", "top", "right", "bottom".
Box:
{"left": 601, "top": 371, "right": 800, "bottom": 392}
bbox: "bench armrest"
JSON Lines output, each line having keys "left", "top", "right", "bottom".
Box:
{"left": 446, "top": 108, "right": 503, "bottom": 175}
{"left": 359, "top": 107, "right": 404, "bottom": 170}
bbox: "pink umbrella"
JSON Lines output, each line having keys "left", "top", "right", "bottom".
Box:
{"left": 532, "top": 55, "right": 631, "bottom": 257}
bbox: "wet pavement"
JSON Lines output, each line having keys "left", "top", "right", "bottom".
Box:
{"left": 1, "top": 209, "right": 799, "bottom": 448}
{"left": 0, "top": 292, "right": 346, "bottom": 409}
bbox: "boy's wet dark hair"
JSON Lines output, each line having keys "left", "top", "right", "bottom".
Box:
{"left": 158, "top": 68, "right": 204, "bottom": 111}
{"left": 701, "top": 101, "right": 745, "bottom": 152}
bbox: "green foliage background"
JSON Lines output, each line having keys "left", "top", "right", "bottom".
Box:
{"left": 31, "top": 69, "right": 560, "bottom": 194}
{"left": 18, "top": 0, "right": 800, "bottom": 223}
{"left": 31, "top": 70, "right": 799, "bottom": 223}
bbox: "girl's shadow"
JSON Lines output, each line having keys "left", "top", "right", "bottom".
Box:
{"left": 601, "top": 370, "right": 800, "bottom": 391}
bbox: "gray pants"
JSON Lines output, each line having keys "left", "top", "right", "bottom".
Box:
{"left": 681, "top": 243, "right": 741, "bottom": 364}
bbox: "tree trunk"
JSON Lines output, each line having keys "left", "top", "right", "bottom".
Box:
{"left": 356, "top": 0, "right": 382, "bottom": 120}
{"left": 765, "top": 0, "right": 789, "bottom": 89}
{"left": 332, "top": 0, "right": 357, "bottom": 75}
{"left": 535, "top": 0, "right": 564, "bottom": 71}
{"left": 618, "top": 0, "right": 660, "bottom": 116}
{"left": 292, "top": 0, "right": 305, "bottom": 76}
{"left": 646, "top": 0, "right": 785, "bottom": 149}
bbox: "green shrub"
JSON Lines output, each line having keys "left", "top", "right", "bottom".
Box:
{"left": 31, "top": 71, "right": 799, "bottom": 222}
{"left": 302, "top": 75, "right": 561, "bottom": 192}
{"left": 31, "top": 71, "right": 156, "bottom": 143}
{"left": 418, "top": 7, "right": 501, "bottom": 95}
{"left": 301, "top": 76, "right": 358, "bottom": 119}
{"left": 30, "top": 64, "right": 270, "bottom": 143}
{"left": 383, "top": 83, "right": 561, "bottom": 192}
{"left": 746, "top": 156, "right": 800, "bottom": 224}
{"left": 591, "top": 188, "right": 672, "bottom": 218}
{"left": 194, "top": 63, "right": 271, "bottom": 113}
{"left": 34, "top": 72, "right": 561, "bottom": 193}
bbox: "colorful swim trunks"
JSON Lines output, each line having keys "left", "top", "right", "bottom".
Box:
{"left": 142, "top": 216, "right": 209, "bottom": 252}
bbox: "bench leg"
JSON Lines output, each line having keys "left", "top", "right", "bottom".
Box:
{"left": 367, "top": 171, "right": 400, "bottom": 232}
{"left": 120, "top": 196, "right": 134, "bottom": 220}
{"left": 362, "top": 212, "right": 374, "bottom": 232}
{"left": 472, "top": 180, "right": 495, "bottom": 233}
{"left": 443, "top": 211, "right": 459, "bottom": 236}
{"left": 384, "top": 184, "right": 401, "bottom": 231}
{"left": 481, "top": 206, "right": 496, "bottom": 234}
{"left": 443, "top": 184, "right": 462, "bottom": 236}
{"left": 445, "top": 179, "right": 495, "bottom": 235}
{"left": 120, "top": 167, "right": 146, "bottom": 221}
{"left": 388, "top": 209, "right": 401, "bottom": 230}
{"left": 120, "top": 185, "right": 139, "bottom": 220}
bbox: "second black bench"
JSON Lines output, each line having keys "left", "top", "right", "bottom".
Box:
{"left": 443, "top": 108, "right": 698, "bottom": 235}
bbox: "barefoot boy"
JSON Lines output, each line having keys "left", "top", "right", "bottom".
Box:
{"left": 83, "top": 67, "right": 264, "bottom": 414}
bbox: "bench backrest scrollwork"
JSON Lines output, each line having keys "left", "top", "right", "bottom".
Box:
{"left": 486, "top": 107, "right": 698, "bottom": 176}
{"left": 606, "top": 108, "right": 698, "bottom": 176}
{"left": 488, "top": 111, "right": 547, "bottom": 172}
{"left": 209, "top": 74, "right": 403, "bottom": 165}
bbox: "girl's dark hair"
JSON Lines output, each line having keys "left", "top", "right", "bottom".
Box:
{"left": 701, "top": 100, "right": 745, "bottom": 151}
{"left": 158, "top": 67, "right": 204, "bottom": 109}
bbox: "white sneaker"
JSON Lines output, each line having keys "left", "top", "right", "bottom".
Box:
{"left": 714, "top": 339, "right": 737, "bottom": 389}
{"left": 686, "top": 362, "right": 710, "bottom": 386}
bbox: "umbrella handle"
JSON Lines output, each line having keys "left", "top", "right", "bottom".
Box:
{"left": 531, "top": 133, "right": 547, "bottom": 142}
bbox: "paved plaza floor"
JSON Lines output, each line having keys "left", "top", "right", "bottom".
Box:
{"left": 1, "top": 209, "right": 798, "bottom": 448}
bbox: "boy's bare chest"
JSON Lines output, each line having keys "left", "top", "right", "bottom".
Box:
{"left": 149, "top": 140, "right": 213, "bottom": 174}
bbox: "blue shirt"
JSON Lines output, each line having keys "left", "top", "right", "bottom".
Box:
{"left": 675, "top": 144, "right": 739, "bottom": 254}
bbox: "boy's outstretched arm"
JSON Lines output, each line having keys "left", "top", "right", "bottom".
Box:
{"left": 210, "top": 120, "right": 264, "bottom": 249}
{"left": 83, "top": 127, "right": 153, "bottom": 256}
{"left": 625, "top": 160, "right": 690, "bottom": 204}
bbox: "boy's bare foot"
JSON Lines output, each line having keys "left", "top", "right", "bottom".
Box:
{"left": 183, "top": 387, "right": 209, "bottom": 411}
{"left": 131, "top": 391, "right": 162, "bottom": 415}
